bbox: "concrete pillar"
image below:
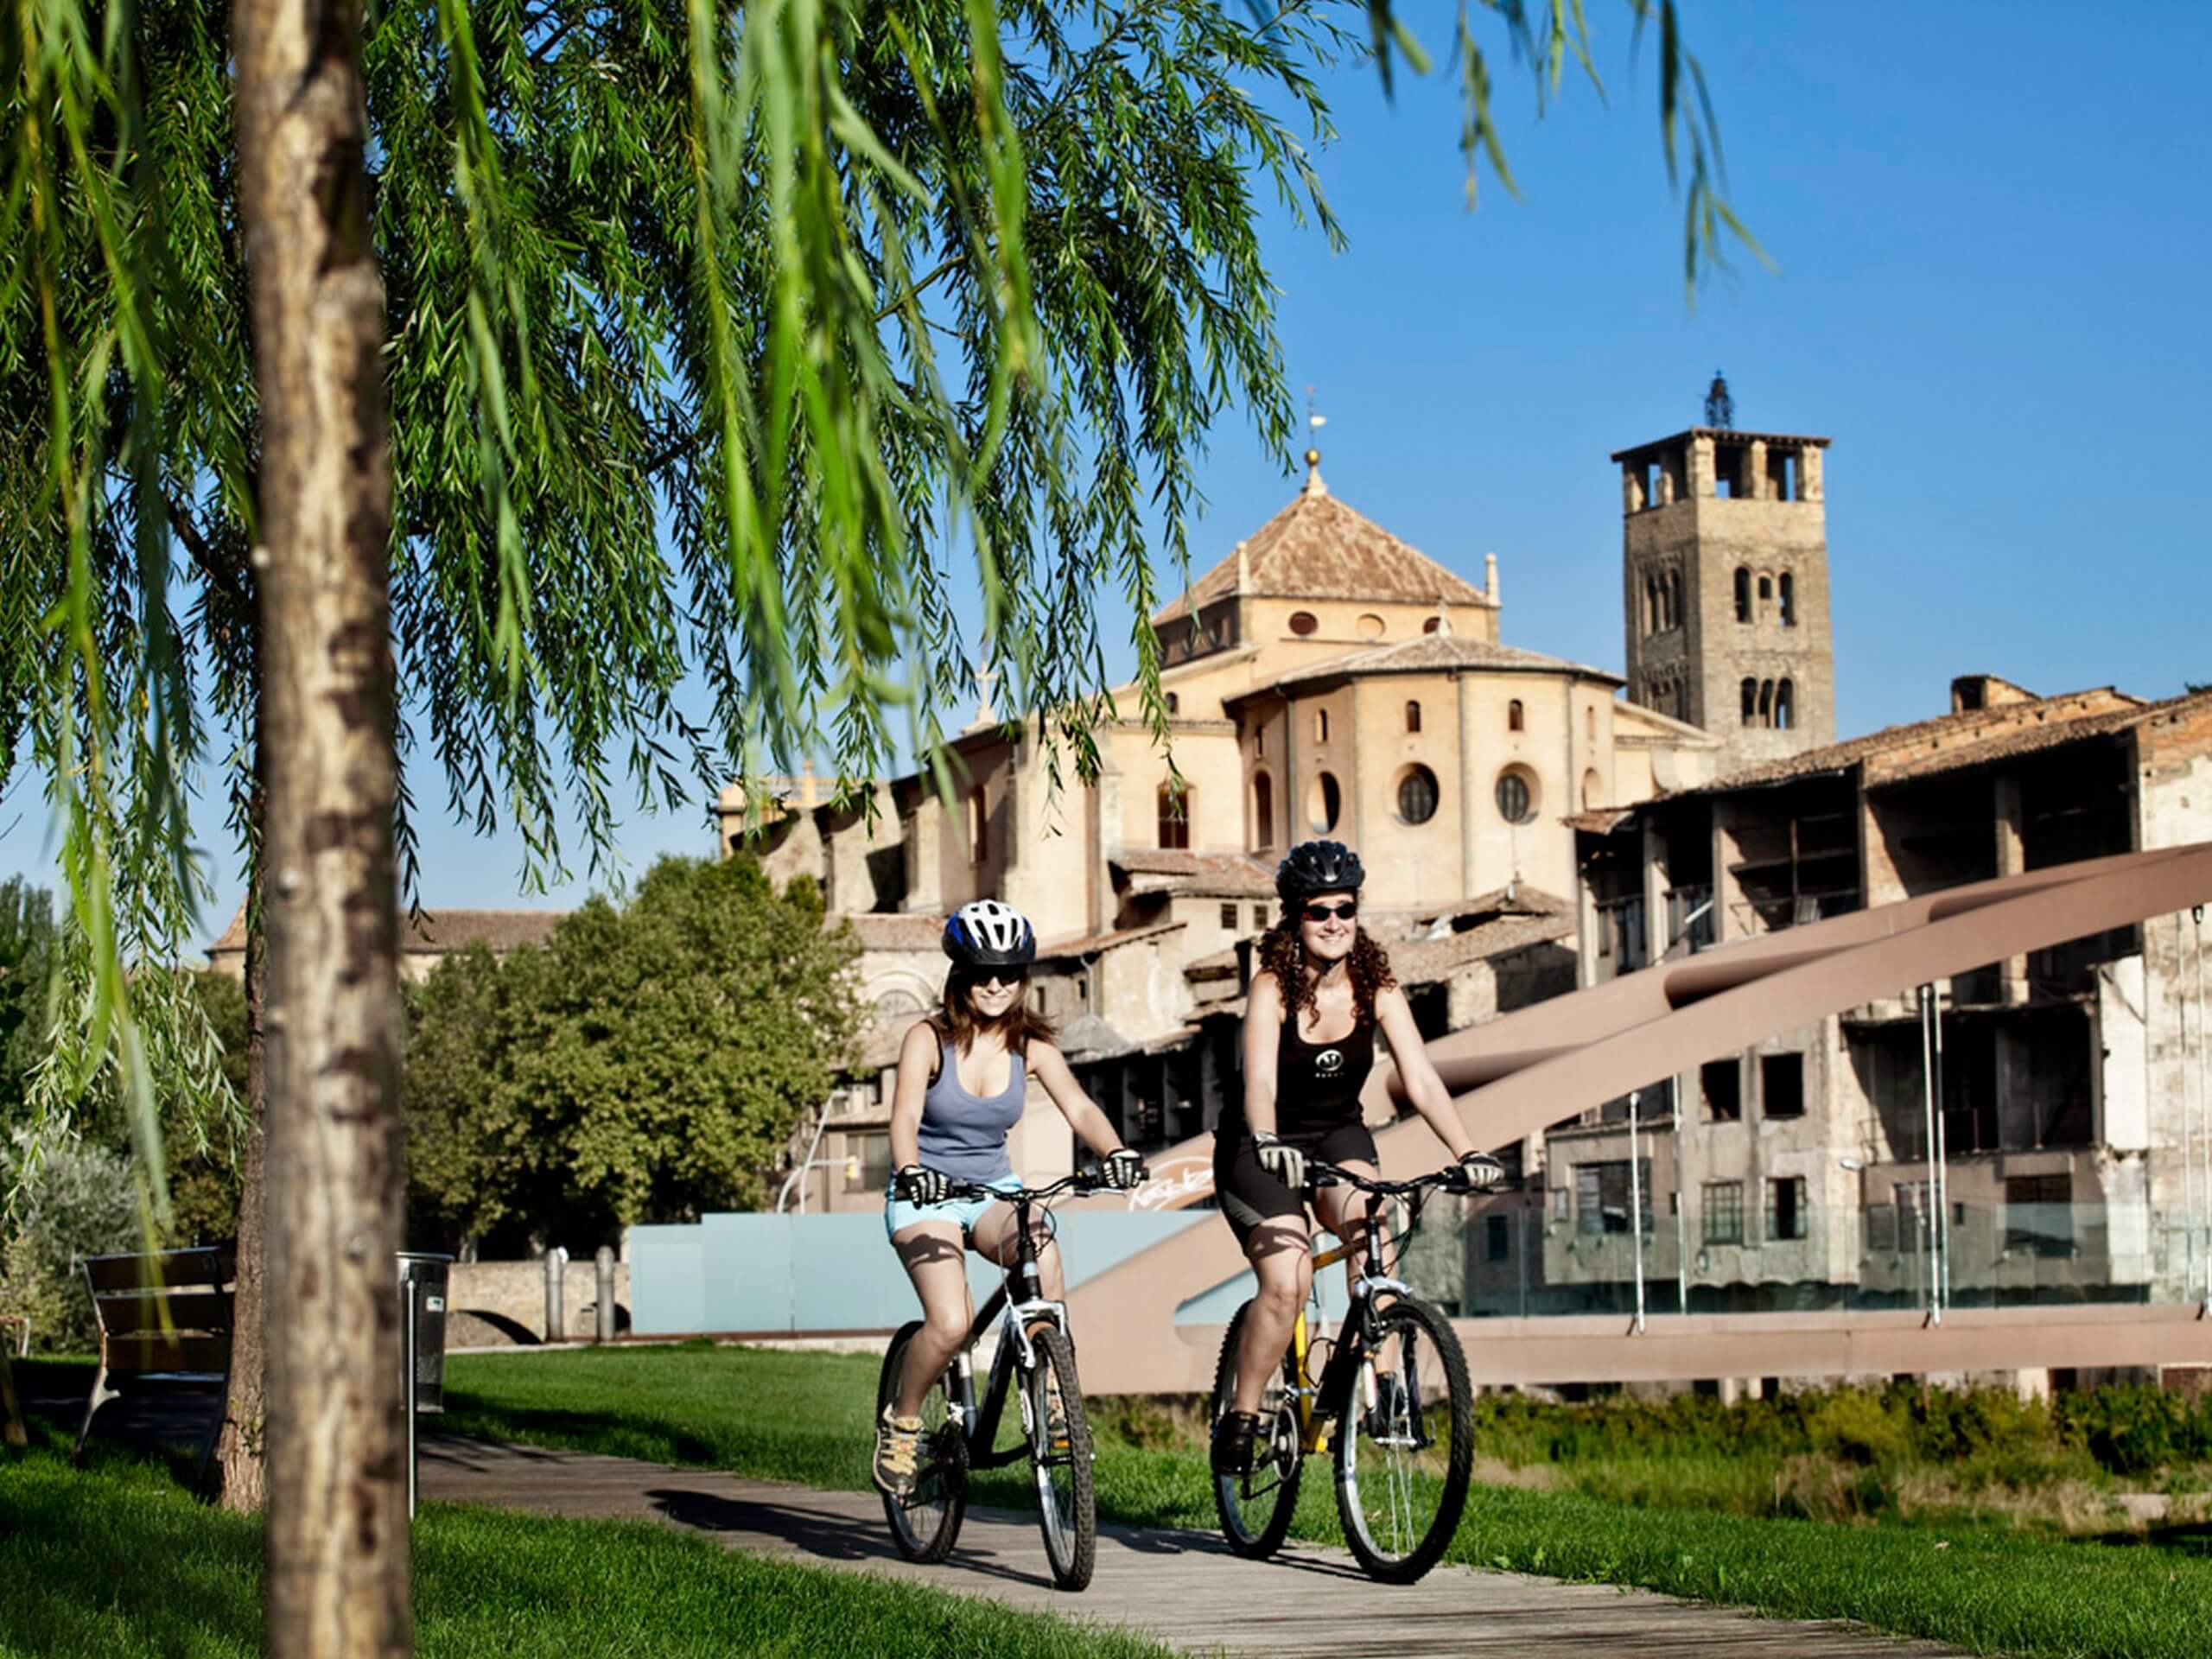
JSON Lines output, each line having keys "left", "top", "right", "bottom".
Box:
{"left": 1746, "top": 439, "right": 1769, "bottom": 501}
{"left": 543, "top": 1248, "right": 568, "bottom": 1344}
{"left": 1689, "top": 434, "right": 1717, "bottom": 499}
{"left": 1713, "top": 803, "right": 1746, "bottom": 944}
{"left": 1995, "top": 774, "right": 2030, "bottom": 1002}
{"left": 1800, "top": 444, "right": 1824, "bottom": 504}
{"left": 594, "top": 1247, "right": 617, "bottom": 1344}
{"left": 1623, "top": 464, "right": 1646, "bottom": 514}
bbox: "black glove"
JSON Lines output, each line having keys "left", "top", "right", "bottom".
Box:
{"left": 1253, "top": 1131, "right": 1307, "bottom": 1190}
{"left": 1102, "top": 1149, "right": 1146, "bottom": 1191}
{"left": 896, "top": 1165, "right": 950, "bottom": 1205}
{"left": 1453, "top": 1150, "right": 1506, "bottom": 1192}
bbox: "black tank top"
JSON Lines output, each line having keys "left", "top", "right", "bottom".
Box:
{"left": 1270, "top": 1016, "right": 1376, "bottom": 1137}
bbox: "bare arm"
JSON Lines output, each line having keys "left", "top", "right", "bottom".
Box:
{"left": 888, "top": 1020, "right": 938, "bottom": 1170}
{"left": 1026, "top": 1041, "right": 1128, "bottom": 1162}
{"left": 1240, "top": 971, "right": 1285, "bottom": 1138}
{"left": 1375, "top": 985, "right": 1475, "bottom": 1163}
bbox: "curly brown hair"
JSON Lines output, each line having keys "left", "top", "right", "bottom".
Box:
{"left": 1256, "top": 917, "right": 1395, "bottom": 1034}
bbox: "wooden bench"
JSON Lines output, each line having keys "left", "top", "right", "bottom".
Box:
{"left": 76, "top": 1247, "right": 234, "bottom": 1481}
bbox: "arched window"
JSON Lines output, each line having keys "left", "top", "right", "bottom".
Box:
{"left": 1254, "top": 724, "right": 1265, "bottom": 758}
{"left": 969, "top": 786, "right": 988, "bottom": 864}
{"left": 1507, "top": 699, "right": 1524, "bottom": 733}
{"left": 1644, "top": 575, "right": 1660, "bottom": 634}
{"left": 1758, "top": 679, "right": 1775, "bottom": 726}
{"left": 1396, "top": 765, "right": 1440, "bottom": 825}
{"left": 1582, "top": 768, "right": 1603, "bottom": 810}
{"left": 1586, "top": 705, "right": 1596, "bottom": 741}
{"left": 1779, "top": 572, "right": 1796, "bottom": 627}
{"left": 1251, "top": 772, "right": 1274, "bottom": 849}
{"left": 1734, "top": 568, "right": 1751, "bottom": 624}
{"left": 1156, "top": 781, "right": 1191, "bottom": 850}
{"left": 1776, "top": 678, "right": 1796, "bottom": 730}
{"left": 1405, "top": 700, "right": 1421, "bottom": 734}
{"left": 1314, "top": 708, "right": 1330, "bottom": 744}
{"left": 1757, "top": 573, "right": 1773, "bottom": 619}
{"left": 1669, "top": 569, "right": 1684, "bottom": 629}
{"left": 1308, "top": 772, "right": 1343, "bottom": 834}
{"left": 1740, "top": 678, "right": 1757, "bottom": 726}
{"left": 1166, "top": 691, "right": 1180, "bottom": 715}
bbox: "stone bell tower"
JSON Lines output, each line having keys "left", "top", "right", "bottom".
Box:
{"left": 1612, "top": 397, "right": 1834, "bottom": 772}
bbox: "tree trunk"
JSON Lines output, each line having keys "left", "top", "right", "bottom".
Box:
{"left": 214, "top": 821, "right": 268, "bottom": 1512}
{"left": 232, "top": 0, "right": 407, "bottom": 1651}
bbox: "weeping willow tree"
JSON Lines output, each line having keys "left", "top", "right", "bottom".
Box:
{"left": 3, "top": 0, "right": 1745, "bottom": 1651}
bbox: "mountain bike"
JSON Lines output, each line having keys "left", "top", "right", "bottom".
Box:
{"left": 877, "top": 1166, "right": 1140, "bottom": 1592}
{"left": 1209, "top": 1158, "right": 1476, "bottom": 1584}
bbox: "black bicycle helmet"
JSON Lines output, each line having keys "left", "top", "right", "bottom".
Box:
{"left": 1275, "top": 839, "right": 1365, "bottom": 905}
{"left": 942, "top": 899, "right": 1037, "bottom": 969}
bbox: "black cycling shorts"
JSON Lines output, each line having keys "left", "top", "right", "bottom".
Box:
{"left": 1211, "top": 1120, "right": 1379, "bottom": 1249}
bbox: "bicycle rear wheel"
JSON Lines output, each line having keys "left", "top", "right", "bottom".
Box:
{"left": 1332, "top": 1294, "right": 1472, "bottom": 1584}
{"left": 878, "top": 1320, "right": 968, "bottom": 1563}
{"left": 1209, "top": 1300, "right": 1303, "bottom": 1560}
{"left": 1023, "top": 1327, "right": 1096, "bottom": 1591}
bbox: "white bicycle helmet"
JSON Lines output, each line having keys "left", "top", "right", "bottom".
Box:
{"left": 943, "top": 899, "right": 1036, "bottom": 969}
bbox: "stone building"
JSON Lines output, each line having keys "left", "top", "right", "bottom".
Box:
{"left": 1615, "top": 425, "right": 1835, "bottom": 772}
{"left": 206, "top": 904, "right": 564, "bottom": 985}
{"left": 1473, "top": 676, "right": 2212, "bottom": 1316}
{"left": 741, "top": 451, "right": 1725, "bottom": 1211}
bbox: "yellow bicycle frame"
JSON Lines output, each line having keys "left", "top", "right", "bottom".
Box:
{"left": 1287, "top": 1236, "right": 1359, "bottom": 1455}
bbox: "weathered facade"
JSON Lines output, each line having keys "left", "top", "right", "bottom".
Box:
{"left": 1498, "top": 676, "right": 2212, "bottom": 1316}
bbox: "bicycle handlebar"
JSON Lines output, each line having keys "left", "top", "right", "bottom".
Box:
{"left": 930, "top": 1166, "right": 1151, "bottom": 1205}
{"left": 1305, "top": 1159, "right": 1472, "bottom": 1199}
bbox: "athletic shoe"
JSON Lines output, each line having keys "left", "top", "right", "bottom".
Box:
{"left": 1211, "top": 1409, "right": 1260, "bottom": 1478}
{"left": 874, "top": 1403, "right": 924, "bottom": 1498}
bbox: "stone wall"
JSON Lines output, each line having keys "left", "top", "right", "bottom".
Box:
{"left": 448, "top": 1258, "right": 632, "bottom": 1346}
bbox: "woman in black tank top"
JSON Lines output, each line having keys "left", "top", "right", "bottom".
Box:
{"left": 1209, "top": 841, "right": 1504, "bottom": 1479}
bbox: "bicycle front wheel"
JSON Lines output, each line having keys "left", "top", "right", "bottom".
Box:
{"left": 1023, "top": 1327, "right": 1096, "bottom": 1591}
{"left": 1209, "top": 1300, "right": 1303, "bottom": 1560}
{"left": 879, "top": 1319, "right": 968, "bottom": 1563}
{"left": 1332, "top": 1295, "right": 1472, "bottom": 1584}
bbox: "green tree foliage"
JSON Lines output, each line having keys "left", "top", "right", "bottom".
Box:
{"left": 0, "top": 880, "right": 58, "bottom": 1134}
{"left": 405, "top": 857, "right": 861, "bottom": 1248}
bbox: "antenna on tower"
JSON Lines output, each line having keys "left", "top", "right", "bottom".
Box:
{"left": 1704, "top": 369, "right": 1734, "bottom": 429}
{"left": 1302, "top": 385, "right": 1327, "bottom": 494}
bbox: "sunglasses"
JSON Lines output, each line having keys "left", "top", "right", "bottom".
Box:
{"left": 973, "top": 969, "right": 1028, "bottom": 988}
{"left": 1301, "top": 901, "right": 1357, "bottom": 923}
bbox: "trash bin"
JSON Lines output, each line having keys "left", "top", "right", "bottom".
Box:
{"left": 396, "top": 1252, "right": 454, "bottom": 1414}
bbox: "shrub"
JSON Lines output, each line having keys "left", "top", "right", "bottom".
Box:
{"left": 0, "top": 1130, "right": 139, "bottom": 1352}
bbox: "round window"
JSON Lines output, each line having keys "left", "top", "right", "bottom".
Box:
{"left": 1288, "top": 611, "right": 1319, "bottom": 636}
{"left": 1357, "top": 613, "right": 1385, "bottom": 639}
{"left": 1307, "top": 771, "right": 1342, "bottom": 833}
{"left": 1397, "top": 765, "right": 1440, "bottom": 825}
{"left": 1495, "top": 769, "right": 1537, "bottom": 825}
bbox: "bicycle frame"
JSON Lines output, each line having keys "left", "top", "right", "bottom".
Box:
{"left": 1282, "top": 1172, "right": 1428, "bottom": 1456}
{"left": 940, "top": 1182, "right": 1076, "bottom": 1472}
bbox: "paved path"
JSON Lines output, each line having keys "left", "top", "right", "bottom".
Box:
{"left": 421, "top": 1435, "right": 1965, "bottom": 1656}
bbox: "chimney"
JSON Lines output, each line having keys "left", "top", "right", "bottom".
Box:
{"left": 1484, "top": 552, "right": 1499, "bottom": 607}
{"left": 1949, "top": 674, "right": 2037, "bottom": 715}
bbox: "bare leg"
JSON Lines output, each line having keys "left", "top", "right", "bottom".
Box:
{"left": 1232, "top": 1218, "right": 1313, "bottom": 1415}
{"left": 891, "top": 1223, "right": 973, "bottom": 1418}
{"left": 1314, "top": 1159, "right": 1384, "bottom": 1302}
{"left": 970, "top": 1200, "right": 1064, "bottom": 1303}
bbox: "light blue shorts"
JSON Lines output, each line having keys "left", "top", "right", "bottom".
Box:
{"left": 884, "top": 1173, "right": 1023, "bottom": 1243}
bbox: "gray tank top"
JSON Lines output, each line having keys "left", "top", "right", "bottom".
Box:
{"left": 917, "top": 1036, "right": 1026, "bottom": 1183}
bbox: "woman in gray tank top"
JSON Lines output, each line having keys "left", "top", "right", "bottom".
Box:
{"left": 873, "top": 899, "right": 1142, "bottom": 1499}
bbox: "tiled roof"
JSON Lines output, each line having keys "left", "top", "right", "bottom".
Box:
{"left": 838, "top": 912, "right": 948, "bottom": 952}
{"left": 1153, "top": 482, "right": 1491, "bottom": 626}
{"left": 208, "top": 903, "right": 566, "bottom": 958}
{"left": 1694, "top": 687, "right": 2144, "bottom": 794}
{"left": 1389, "top": 911, "right": 1578, "bottom": 986}
{"left": 1036, "top": 920, "right": 1185, "bottom": 960}
{"left": 1866, "top": 688, "right": 2212, "bottom": 787}
{"left": 1565, "top": 808, "right": 1637, "bottom": 836}
{"left": 1112, "top": 849, "right": 1276, "bottom": 896}
{"left": 1256, "top": 633, "right": 1618, "bottom": 693}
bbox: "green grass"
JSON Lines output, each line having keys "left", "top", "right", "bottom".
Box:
{"left": 442, "top": 1344, "right": 2212, "bottom": 1659}
{"left": 0, "top": 1440, "right": 1167, "bottom": 1659}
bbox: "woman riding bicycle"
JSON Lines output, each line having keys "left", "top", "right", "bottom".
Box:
{"left": 874, "top": 898, "right": 1142, "bottom": 1498}
{"left": 1210, "top": 839, "right": 1503, "bottom": 1478}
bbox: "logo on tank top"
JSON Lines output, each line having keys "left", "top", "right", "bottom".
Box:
{"left": 1314, "top": 1047, "right": 1344, "bottom": 1077}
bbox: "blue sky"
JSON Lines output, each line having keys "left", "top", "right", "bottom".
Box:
{"left": 6, "top": 2, "right": 2208, "bottom": 943}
